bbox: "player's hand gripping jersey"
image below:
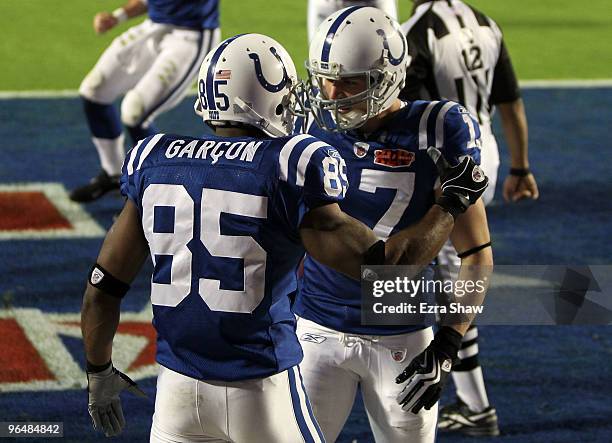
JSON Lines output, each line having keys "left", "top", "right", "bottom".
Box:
{"left": 294, "top": 100, "right": 481, "bottom": 335}
{"left": 121, "top": 132, "right": 347, "bottom": 381}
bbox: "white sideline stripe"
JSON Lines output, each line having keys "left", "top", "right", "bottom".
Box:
{"left": 520, "top": 79, "right": 612, "bottom": 88}
{"left": 3, "top": 79, "right": 612, "bottom": 99}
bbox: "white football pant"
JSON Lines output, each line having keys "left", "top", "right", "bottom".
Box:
{"left": 150, "top": 365, "right": 325, "bottom": 443}
{"left": 307, "top": 0, "right": 398, "bottom": 42}
{"left": 297, "top": 317, "right": 437, "bottom": 443}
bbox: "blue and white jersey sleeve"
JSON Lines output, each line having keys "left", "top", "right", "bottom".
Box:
{"left": 276, "top": 134, "right": 348, "bottom": 231}
{"left": 120, "top": 133, "right": 165, "bottom": 205}
{"left": 440, "top": 102, "right": 482, "bottom": 165}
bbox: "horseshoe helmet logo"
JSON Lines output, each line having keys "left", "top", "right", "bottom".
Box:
{"left": 376, "top": 29, "right": 406, "bottom": 66}
{"left": 248, "top": 47, "right": 289, "bottom": 92}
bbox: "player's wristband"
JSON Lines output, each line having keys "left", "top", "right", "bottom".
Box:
{"left": 88, "top": 263, "right": 130, "bottom": 298}
{"left": 112, "top": 8, "right": 128, "bottom": 23}
{"left": 509, "top": 167, "right": 530, "bottom": 177}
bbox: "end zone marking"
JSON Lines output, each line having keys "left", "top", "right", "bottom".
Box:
{"left": 0, "top": 183, "right": 105, "bottom": 240}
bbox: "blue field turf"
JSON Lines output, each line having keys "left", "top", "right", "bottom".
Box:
{"left": 0, "top": 88, "right": 611, "bottom": 442}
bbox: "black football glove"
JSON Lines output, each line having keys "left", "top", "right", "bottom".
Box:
{"left": 395, "top": 327, "right": 462, "bottom": 414}
{"left": 87, "top": 362, "right": 147, "bottom": 437}
{"left": 427, "top": 147, "right": 489, "bottom": 219}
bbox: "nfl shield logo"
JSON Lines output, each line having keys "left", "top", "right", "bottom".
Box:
{"left": 353, "top": 142, "right": 369, "bottom": 158}
{"left": 90, "top": 267, "right": 104, "bottom": 285}
{"left": 391, "top": 349, "right": 407, "bottom": 363}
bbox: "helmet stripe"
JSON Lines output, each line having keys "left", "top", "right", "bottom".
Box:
{"left": 205, "top": 34, "right": 245, "bottom": 111}
{"left": 321, "top": 6, "right": 365, "bottom": 63}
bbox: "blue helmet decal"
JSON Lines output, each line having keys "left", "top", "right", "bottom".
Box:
{"left": 321, "top": 6, "right": 364, "bottom": 63}
{"left": 204, "top": 34, "right": 245, "bottom": 111}
{"left": 249, "top": 47, "right": 289, "bottom": 93}
{"left": 376, "top": 29, "right": 406, "bottom": 66}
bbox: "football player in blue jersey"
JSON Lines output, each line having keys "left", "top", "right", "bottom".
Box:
{"left": 294, "top": 6, "right": 494, "bottom": 442}
{"left": 80, "top": 32, "right": 488, "bottom": 441}
{"left": 70, "top": 0, "right": 221, "bottom": 203}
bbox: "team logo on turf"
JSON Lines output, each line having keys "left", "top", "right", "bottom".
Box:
{"left": 472, "top": 165, "right": 485, "bottom": 183}
{"left": 90, "top": 267, "right": 104, "bottom": 285}
{"left": 300, "top": 333, "right": 327, "bottom": 344}
{"left": 374, "top": 149, "right": 415, "bottom": 168}
{"left": 353, "top": 142, "right": 369, "bottom": 158}
{"left": 391, "top": 349, "right": 407, "bottom": 362}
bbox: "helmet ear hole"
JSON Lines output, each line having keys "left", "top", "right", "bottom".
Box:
{"left": 275, "top": 104, "right": 283, "bottom": 115}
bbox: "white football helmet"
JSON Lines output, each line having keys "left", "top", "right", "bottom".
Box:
{"left": 194, "top": 34, "right": 299, "bottom": 137}
{"left": 305, "top": 6, "right": 410, "bottom": 131}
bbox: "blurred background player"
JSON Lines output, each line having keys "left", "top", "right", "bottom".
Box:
{"left": 294, "top": 6, "right": 492, "bottom": 442}
{"left": 70, "top": 0, "right": 220, "bottom": 203}
{"left": 400, "top": 0, "right": 541, "bottom": 436}
{"left": 307, "top": 0, "right": 398, "bottom": 41}
{"left": 81, "top": 32, "right": 485, "bottom": 441}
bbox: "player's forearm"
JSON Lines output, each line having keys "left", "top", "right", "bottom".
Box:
{"left": 81, "top": 288, "right": 122, "bottom": 366}
{"left": 385, "top": 205, "right": 454, "bottom": 266}
{"left": 446, "top": 248, "right": 493, "bottom": 336}
{"left": 301, "top": 212, "right": 379, "bottom": 280}
{"left": 498, "top": 98, "right": 529, "bottom": 169}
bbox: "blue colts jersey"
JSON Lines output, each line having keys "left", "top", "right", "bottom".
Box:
{"left": 293, "top": 100, "right": 482, "bottom": 335}
{"left": 148, "top": 0, "right": 219, "bottom": 29}
{"left": 121, "top": 133, "right": 347, "bottom": 381}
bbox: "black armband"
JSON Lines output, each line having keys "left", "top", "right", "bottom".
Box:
{"left": 86, "top": 360, "right": 112, "bottom": 374}
{"left": 364, "top": 240, "right": 386, "bottom": 265}
{"left": 457, "top": 242, "right": 492, "bottom": 259}
{"left": 509, "top": 167, "right": 530, "bottom": 177}
{"left": 88, "top": 263, "right": 130, "bottom": 298}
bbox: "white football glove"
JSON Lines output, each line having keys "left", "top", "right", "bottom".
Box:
{"left": 87, "top": 364, "right": 146, "bottom": 437}
{"left": 395, "top": 327, "right": 462, "bottom": 414}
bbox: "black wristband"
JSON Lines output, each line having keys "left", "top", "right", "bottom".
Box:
{"left": 509, "top": 167, "right": 530, "bottom": 177}
{"left": 88, "top": 263, "right": 130, "bottom": 298}
{"left": 457, "top": 241, "right": 492, "bottom": 259}
{"left": 364, "top": 240, "right": 386, "bottom": 265}
{"left": 86, "top": 360, "right": 112, "bottom": 373}
{"left": 431, "top": 326, "right": 463, "bottom": 361}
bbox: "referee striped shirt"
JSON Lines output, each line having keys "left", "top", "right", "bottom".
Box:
{"left": 400, "top": 0, "right": 520, "bottom": 128}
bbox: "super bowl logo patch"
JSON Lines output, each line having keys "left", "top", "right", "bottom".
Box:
{"left": 90, "top": 267, "right": 104, "bottom": 285}
{"left": 374, "top": 149, "right": 415, "bottom": 168}
{"left": 391, "top": 349, "right": 407, "bottom": 362}
{"left": 353, "top": 141, "right": 369, "bottom": 158}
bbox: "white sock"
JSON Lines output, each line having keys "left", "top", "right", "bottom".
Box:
{"left": 453, "top": 366, "right": 490, "bottom": 413}
{"left": 93, "top": 134, "right": 125, "bottom": 176}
